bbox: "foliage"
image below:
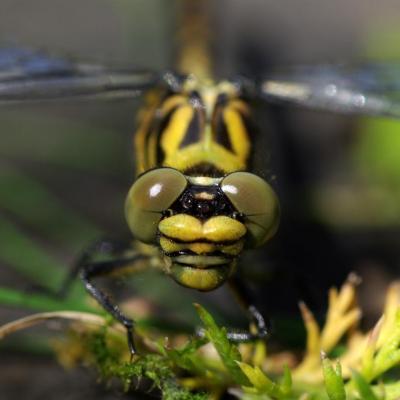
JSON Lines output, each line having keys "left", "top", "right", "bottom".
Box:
{"left": 3, "top": 275, "right": 400, "bottom": 399}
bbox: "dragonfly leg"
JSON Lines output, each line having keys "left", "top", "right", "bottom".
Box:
{"left": 195, "top": 275, "right": 271, "bottom": 342}
{"left": 58, "top": 237, "right": 133, "bottom": 297}
{"left": 225, "top": 275, "right": 271, "bottom": 342}
{"left": 30, "top": 237, "right": 150, "bottom": 355}
{"left": 80, "top": 254, "right": 149, "bottom": 356}
{"left": 27, "top": 238, "right": 132, "bottom": 297}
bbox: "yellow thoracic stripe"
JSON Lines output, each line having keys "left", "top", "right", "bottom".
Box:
{"left": 134, "top": 94, "right": 158, "bottom": 174}
{"left": 223, "top": 107, "right": 250, "bottom": 162}
{"left": 161, "top": 94, "right": 188, "bottom": 114}
{"left": 162, "top": 141, "right": 247, "bottom": 172}
{"left": 160, "top": 105, "right": 194, "bottom": 157}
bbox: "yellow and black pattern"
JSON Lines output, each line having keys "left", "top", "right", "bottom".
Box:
{"left": 128, "top": 75, "right": 280, "bottom": 292}
{"left": 134, "top": 77, "right": 253, "bottom": 176}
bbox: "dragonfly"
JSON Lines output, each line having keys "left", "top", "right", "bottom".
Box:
{"left": 2, "top": 16, "right": 400, "bottom": 356}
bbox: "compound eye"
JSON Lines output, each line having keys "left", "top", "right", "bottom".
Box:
{"left": 221, "top": 172, "right": 280, "bottom": 248}
{"left": 125, "top": 168, "right": 187, "bottom": 244}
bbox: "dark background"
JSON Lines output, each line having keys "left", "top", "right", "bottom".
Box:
{"left": 1, "top": 0, "right": 400, "bottom": 398}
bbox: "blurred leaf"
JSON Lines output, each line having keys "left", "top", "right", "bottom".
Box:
{"left": 0, "top": 109, "right": 131, "bottom": 177}
{"left": 355, "top": 117, "right": 400, "bottom": 183}
{"left": 281, "top": 365, "right": 293, "bottom": 395}
{"left": 0, "top": 286, "right": 91, "bottom": 313}
{"left": 0, "top": 214, "right": 66, "bottom": 288}
{"left": 0, "top": 165, "right": 101, "bottom": 252}
{"left": 367, "top": 310, "right": 400, "bottom": 381}
{"left": 238, "top": 362, "right": 292, "bottom": 399}
{"left": 384, "top": 381, "right": 400, "bottom": 400}
{"left": 322, "top": 357, "right": 346, "bottom": 400}
{"left": 165, "top": 338, "right": 209, "bottom": 376}
{"left": 351, "top": 370, "right": 379, "bottom": 400}
{"left": 0, "top": 334, "right": 54, "bottom": 355}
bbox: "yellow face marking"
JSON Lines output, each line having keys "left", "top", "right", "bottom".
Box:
{"left": 160, "top": 237, "right": 216, "bottom": 254}
{"left": 159, "top": 237, "right": 244, "bottom": 257}
{"left": 188, "top": 242, "right": 216, "bottom": 254}
{"left": 219, "top": 240, "right": 245, "bottom": 256}
{"left": 202, "top": 216, "right": 246, "bottom": 242}
{"left": 194, "top": 192, "right": 214, "bottom": 200}
{"left": 158, "top": 214, "right": 246, "bottom": 243}
{"left": 170, "top": 264, "right": 232, "bottom": 291}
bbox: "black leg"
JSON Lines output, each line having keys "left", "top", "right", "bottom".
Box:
{"left": 31, "top": 237, "right": 150, "bottom": 355}
{"left": 80, "top": 254, "right": 149, "bottom": 356}
{"left": 27, "top": 238, "right": 133, "bottom": 298}
{"left": 58, "top": 237, "right": 133, "bottom": 297}
{"left": 225, "top": 274, "right": 270, "bottom": 342}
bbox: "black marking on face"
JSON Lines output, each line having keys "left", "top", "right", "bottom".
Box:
{"left": 183, "top": 162, "right": 225, "bottom": 177}
{"left": 169, "top": 184, "right": 236, "bottom": 220}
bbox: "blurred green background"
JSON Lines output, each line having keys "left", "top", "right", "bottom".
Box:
{"left": 1, "top": 0, "right": 400, "bottom": 398}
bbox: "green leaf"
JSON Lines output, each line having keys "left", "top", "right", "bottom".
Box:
{"left": 322, "top": 357, "right": 346, "bottom": 400}
{"left": 352, "top": 370, "right": 379, "bottom": 400}
{"left": 194, "top": 303, "right": 249, "bottom": 386}
{"left": 0, "top": 166, "right": 101, "bottom": 252}
{"left": 372, "top": 310, "right": 400, "bottom": 379}
{"left": 165, "top": 338, "right": 208, "bottom": 375}
{"left": 237, "top": 362, "right": 292, "bottom": 398}
{"left": 0, "top": 214, "right": 65, "bottom": 289}
{"left": 0, "top": 110, "right": 131, "bottom": 176}
{"left": 0, "top": 286, "right": 92, "bottom": 313}
{"left": 280, "top": 365, "right": 292, "bottom": 395}
{"left": 0, "top": 213, "right": 86, "bottom": 301}
{"left": 383, "top": 380, "right": 400, "bottom": 400}
{"left": 87, "top": 329, "right": 207, "bottom": 399}
{"left": 355, "top": 117, "right": 400, "bottom": 183}
{"left": 238, "top": 362, "right": 289, "bottom": 398}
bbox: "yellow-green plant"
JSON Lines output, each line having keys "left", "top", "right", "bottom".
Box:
{"left": 2, "top": 274, "right": 400, "bottom": 399}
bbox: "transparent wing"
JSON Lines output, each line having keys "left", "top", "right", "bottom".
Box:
{"left": 0, "top": 47, "right": 158, "bottom": 103}
{"left": 260, "top": 64, "right": 400, "bottom": 119}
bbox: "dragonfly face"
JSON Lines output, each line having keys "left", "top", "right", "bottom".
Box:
{"left": 125, "top": 75, "right": 280, "bottom": 291}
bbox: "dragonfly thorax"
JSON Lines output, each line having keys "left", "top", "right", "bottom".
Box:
{"left": 135, "top": 75, "right": 254, "bottom": 177}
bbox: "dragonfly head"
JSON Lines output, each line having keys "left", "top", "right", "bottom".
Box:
{"left": 125, "top": 168, "right": 280, "bottom": 291}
